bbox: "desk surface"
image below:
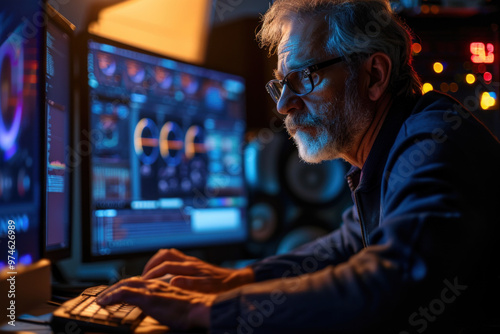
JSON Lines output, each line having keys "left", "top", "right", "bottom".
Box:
{"left": 0, "top": 303, "right": 201, "bottom": 334}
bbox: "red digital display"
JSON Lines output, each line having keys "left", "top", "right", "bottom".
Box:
{"left": 470, "top": 42, "right": 495, "bottom": 64}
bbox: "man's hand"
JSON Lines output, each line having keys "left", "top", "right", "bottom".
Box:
{"left": 96, "top": 277, "right": 215, "bottom": 330}
{"left": 142, "top": 248, "right": 255, "bottom": 293}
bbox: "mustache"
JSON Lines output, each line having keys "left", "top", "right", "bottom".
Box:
{"left": 285, "top": 113, "right": 323, "bottom": 129}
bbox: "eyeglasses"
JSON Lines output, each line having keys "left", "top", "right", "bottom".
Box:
{"left": 265, "top": 56, "right": 345, "bottom": 104}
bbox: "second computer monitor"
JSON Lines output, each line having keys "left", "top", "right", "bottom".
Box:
{"left": 81, "top": 35, "right": 248, "bottom": 261}
{"left": 43, "top": 4, "right": 74, "bottom": 261}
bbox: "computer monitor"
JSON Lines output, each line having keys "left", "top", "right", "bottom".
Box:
{"left": 80, "top": 35, "right": 248, "bottom": 261}
{"left": 0, "top": 1, "right": 43, "bottom": 269}
{"left": 42, "top": 5, "right": 75, "bottom": 261}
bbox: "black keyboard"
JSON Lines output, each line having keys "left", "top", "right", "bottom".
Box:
{"left": 50, "top": 285, "right": 145, "bottom": 333}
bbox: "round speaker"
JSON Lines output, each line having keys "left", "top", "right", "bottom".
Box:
{"left": 244, "top": 131, "right": 287, "bottom": 196}
{"left": 248, "top": 201, "right": 278, "bottom": 243}
{"left": 283, "top": 151, "right": 347, "bottom": 206}
{"left": 244, "top": 129, "right": 352, "bottom": 257}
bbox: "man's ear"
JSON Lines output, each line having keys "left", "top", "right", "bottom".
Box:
{"left": 364, "top": 52, "right": 392, "bottom": 101}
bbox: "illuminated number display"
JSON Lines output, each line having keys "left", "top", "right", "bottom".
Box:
{"left": 470, "top": 42, "right": 494, "bottom": 64}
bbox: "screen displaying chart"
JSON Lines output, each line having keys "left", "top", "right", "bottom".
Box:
{"left": 83, "top": 37, "right": 248, "bottom": 259}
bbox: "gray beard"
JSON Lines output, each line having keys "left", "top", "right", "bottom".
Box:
{"left": 285, "top": 77, "right": 374, "bottom": 164}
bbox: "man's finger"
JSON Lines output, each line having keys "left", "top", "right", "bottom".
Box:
{"left": 142, "top": 261, "right": 201, "bottom": 280}
{"left": 142, "top": 249, "right": 190, "bottom": 275}
{"left": 98, "top": 277, "right": 147, "bottom": 300}
{"left": 97, "top": 286, "right": 147, "bottom": 306}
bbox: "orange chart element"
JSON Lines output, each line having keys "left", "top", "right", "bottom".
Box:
{"left": 185, "top": 125, "right": 206, "bottom": 160}
{"left": 134, "top": 118, "right": 160, "bottom": 165}
{"left": 134, "top": 119, "right": 206, "bottom": 165}
{"left": 160, "top": 121, "right": 184, "bottom": 166}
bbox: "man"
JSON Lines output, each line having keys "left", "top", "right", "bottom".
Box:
{"left": 97, "top": 0, "right": 500, "bottom": 333}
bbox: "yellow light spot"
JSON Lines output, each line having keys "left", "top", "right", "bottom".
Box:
{"left": 422, "top": 83, "right": 433, "bottom": 94}
{"left": 433, "top": 62, "right": 444, "bottom": 73}
{"left": 430, "top": 5, "right": 440, "bottom": 14}
{"left": 481, "top": 92, "right": 496, "bottom": 110}
{"left": 465, "top": 74, "right": 476, "bottom": 84}
{"left": 440, "top": 82, "right": 449, "bottom": 93}
{"left": 421, "top": 5, "right": 430, "bottom": 14}
{"left": 449, "top": 83, "right": 459, "bottom": 93}
{"left": 412, "top": 43, "right": 422, "bottom": 54}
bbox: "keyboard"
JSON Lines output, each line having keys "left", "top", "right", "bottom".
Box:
{"left": 50, "top": 285, "right": 145, "bottom": 333}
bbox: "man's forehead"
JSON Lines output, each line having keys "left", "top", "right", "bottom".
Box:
{"left": 278, "top": 40, "right": 302, "bottom": 63}
{"left": 277, "top": 20, "right": 316, "bottom": 67}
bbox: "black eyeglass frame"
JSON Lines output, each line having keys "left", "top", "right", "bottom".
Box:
{"left": 265, "top": 56, "right": 345, "bottom": 103}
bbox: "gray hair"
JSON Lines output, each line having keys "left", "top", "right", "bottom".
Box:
{"left": 257, "top": 0, "right": 422, "bottom": 97}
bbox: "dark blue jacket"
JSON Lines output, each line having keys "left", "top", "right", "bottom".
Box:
{"left": 211, "top": 92, "right": 500, "bottom": 333}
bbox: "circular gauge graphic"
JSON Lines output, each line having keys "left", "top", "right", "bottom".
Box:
{"left": 116, "top": 105, "right": 129, "bottom": 119}
{"left": 97, "top": 52, "right": 117, "bottom": 76}
{"left": 96, "top": 114, "right": 119, "bottom": 149}
{"left": 185, "top": 125, "right": 206, "bottom": 160}
{"left": 180, "top": 73, "right": 200, "bottom": 95}
{"left": 159, "top": 121, "right": 184, "bottom": 166}
{"left": 134, "top": 118, "right": 160, "bottom": 165}
{"left": 126, "top": 60, "right": 145, "bottom": 84}
{"left": 154, "top": 66, "right": 173, "bottom": 89}
{"left": 0, "top": 39, "right": 23, "bottom": 157}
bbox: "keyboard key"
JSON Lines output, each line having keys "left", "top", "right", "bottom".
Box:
{"left": 79, "top": 309, "right": 97, "bottom": 318}
{"left": 93, "top": 310, "right": 111, "bottom": 321}
{"left": 69, "top": 298, "right": 94, "bottom": 316}
{"left": 62, "top": 295, "right": 88, "bottom": 311}
{"left": 122, "top": 308, "right": 144, "bottom": 325}
{"left": 109, "top": 310, "right": 129, "bottom": 321}
{"left": 82, "top": 285, "right": 109, "bottom": 296}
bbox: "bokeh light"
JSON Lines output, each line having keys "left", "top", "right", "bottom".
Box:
{"left": 422, "top": 83, "right": 434, "bottom": 94}
{"left": 466, "top": 74, "right": 476, "bottom": 84}
{"left": 440, "top": 82, "right": 449, "bottom": 93}
{"left": 449, "top": 83, "right": 459, "bottom": 93}
{"left": 484, "top": 72, "right": 492, "bottom": 82}
{"left": 433, "top": 62, "right": 444, "bottom": 73}
{"left": 480, "top": 92, "right": 497, "bottom": 110}
{"left": 412, "top": 43, "right": 422, "bottom": 54}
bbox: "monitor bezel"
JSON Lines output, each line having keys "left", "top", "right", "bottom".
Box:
{"left": 78, "top": 32, "right": 249, "bottom": 263}
{"left": 41, "top": 3, "right": 75, "bottom": 262}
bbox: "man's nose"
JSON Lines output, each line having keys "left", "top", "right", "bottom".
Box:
{"left": 277, "top": 85, "right": 304, "bottom": 115}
